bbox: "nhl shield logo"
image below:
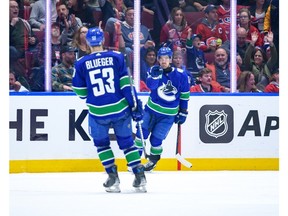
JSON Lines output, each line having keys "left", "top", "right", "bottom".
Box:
{"left": 205, "top": 110, "right": 228, "bottom": 138}
{"left": 200, "top": 105, "right": 233, "bottom": 143}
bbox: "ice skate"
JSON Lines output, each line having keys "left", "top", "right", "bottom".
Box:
{"left": 103, "top": 165, "right": 121, "bottom": 193}
{"left": 144, "top": 154, "right": 160, "bottom": 171}
{"left": 127, "top": 164, "right": 133, "bottom": 173}
{"left": 133, "top": 165, "right": 147, "bottom": 193}
{"left": 143, "top": 160, "right": 156, "bottom": 171}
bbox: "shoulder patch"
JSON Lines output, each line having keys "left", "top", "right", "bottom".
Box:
{"left": 77, "top": 55, "right": 84, "bottom": 61}
{"left": 112, "top": 50, "right": 121, "bottom": 54}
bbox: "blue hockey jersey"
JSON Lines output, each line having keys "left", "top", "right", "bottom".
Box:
{"left": 72, "top": 50, "right": 135, "bottom": 120}
{"left": 146, "top": 67, "right": 190, "bottom": 116}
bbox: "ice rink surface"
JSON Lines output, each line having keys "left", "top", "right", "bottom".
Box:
{"left": 10, "top": 171, "right": 278, "bottom": 216}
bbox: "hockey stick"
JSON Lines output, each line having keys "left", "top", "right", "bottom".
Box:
{"left": 176, "top": 124, "right": 192, "bottom": 168}
{"left": 126, "top": 67, "right": 149, "bottom": 158}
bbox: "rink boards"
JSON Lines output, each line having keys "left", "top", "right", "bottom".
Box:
{"left": 9, "top": 92, "right": 279, "bottom": 172}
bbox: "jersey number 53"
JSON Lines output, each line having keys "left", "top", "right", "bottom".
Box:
{"left": 89, "top": 68, "right": 115, "bottom": 96}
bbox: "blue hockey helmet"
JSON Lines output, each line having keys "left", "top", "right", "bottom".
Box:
{"left": 157, "top": 47, "right": 173, "bottom": 59}
{"left": 86, "top": 27, "right": 104, "bottom": 46}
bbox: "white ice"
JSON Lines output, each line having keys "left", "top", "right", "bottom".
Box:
{"left": 10, "top": 171, "right": 278, "bottom": 216}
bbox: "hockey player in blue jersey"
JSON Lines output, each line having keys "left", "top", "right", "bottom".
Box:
{"left": 72, "top": 27, "right": 147, "bottom": 192}
{"left": 134, "top": 47, "right": 190, "bottom": 171}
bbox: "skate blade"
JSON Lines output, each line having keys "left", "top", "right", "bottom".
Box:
{"left": 134, "top": 186, "right": 147, "bottom": 193}
{"left": 144, "top": 165, "right": 156, "bottom": 172}
{"left": 144, "top": 169, "right": 154, "bottom": 172}
{"left": 105, "top": 185, "right": 121, "bottom": 193}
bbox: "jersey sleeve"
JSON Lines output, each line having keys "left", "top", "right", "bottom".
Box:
{"left": 179, "top": 72, "right": 190, "bottom": 111}
{"left": 117, "top": 54, "right": 137, "bottom": 108}
{"left": 72, "top": 60, "right": 87, "bottom": 99}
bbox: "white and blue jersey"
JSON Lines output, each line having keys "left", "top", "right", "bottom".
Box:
{"left": 146, "top": 67, "right": 190, "bottom": 116}
{"left": 72, "top": 50, "right": 135, "bottom": 120}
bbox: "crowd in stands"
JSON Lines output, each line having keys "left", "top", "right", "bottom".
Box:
{"left": 9, "top": 0, "right": 279, "bottom": 93}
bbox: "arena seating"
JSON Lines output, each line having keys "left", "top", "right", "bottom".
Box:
{"left": 141, "top": 10, "right": 154, "bottom": 30}
{"left": 184, "top": 12, "right": 205, "bottom": 32}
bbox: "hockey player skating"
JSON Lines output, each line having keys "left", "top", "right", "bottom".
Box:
{"left": 72, "top": 27, "right": 147, "bottom": 193}
{"left": 134, "top": 47, "right": 190, "bottom": 171}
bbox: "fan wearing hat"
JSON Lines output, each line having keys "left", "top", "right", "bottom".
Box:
{"left": 186, "top": 29, "right": 206, "bottom": 73}
{"left": 51, "top": 45, "right": 77, "bottom": 91}
{"left": 195, "top": 4, "right": 228, "bottom": 52}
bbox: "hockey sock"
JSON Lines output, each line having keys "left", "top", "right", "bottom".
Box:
{"left": 134, "top": 137, "right": 144, "bottom": 156}
{"left": 150, "top": 146, "right": 162, "bottom": 162}
{"left": 150, "top": 146, "right": 163, "bottom": 156}
{"left": 97, "top": 146, "right": 115, "bottom": 171}
{"left": 124, "top": 146, "right": 141, "bottom": 168}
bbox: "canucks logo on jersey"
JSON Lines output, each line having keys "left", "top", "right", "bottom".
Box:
{"left": 157, "top": 80, "right": 177, "bottom": 102}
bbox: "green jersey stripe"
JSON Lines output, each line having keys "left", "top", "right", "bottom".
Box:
{"left": 120, "top": 76, "right": 130, "bottom": 89}
{"left": 147, "top": 98, "right": 178, "bottom": 115}
{"left": 87, "top": 98, "right": 129, "bottom": 116}
{"left": 72, "top": 87, "right": 88, "bottom": 97}
{"left": 180, "top": 91, "right": 190, "bottom": 100}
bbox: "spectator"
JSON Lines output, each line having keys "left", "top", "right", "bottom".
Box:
{"left": 99, "top": 0, "right": 127, "bottom": 24}
{"left": 263, "top": 0, "right": 279, "bottom": 65}
{"left": 264, "top": 68, "right": 279, "bottom": 93}
{"left": 149, "top": 0, "right": 176, "bottom": 50}
{"left": 124, "top": 0, "right": 155, "bottom": 15}
{"left": 206, "top": 47, "right": 241, "bottom": 90}
{"left": 105, "top": 7, "right": 153, "bottom": 68}
{"left": 71, "top": 26, "right": 91, "bottom": 59}
{"left": 139, "top": 40, "right": 156, "bottom": 92}
{"left": 238, "top": 0, "right": 255, "bottom": 6}
{"left": 177, "top": 0, "right": 198, "bottom": 12}
{"left": 112, "top": 20, "right": 125, "bottom": 51}
{"left": 29, "top": 0, "right": 57, "bottom": 31}
{"left": 190, "top": 68, "right": 226, "bottom": 92}
{"left": 51, "top": 45, "right": 77, "bottom": 91}
{"left": 186, "top": 31, "right": 206, "bottom": 74}
{"left": 216, "top": 0, "right": 231, "bottom": 36}
{"left": 172, "top": 50, "right": 195, "bottom": 86}
{"left": 25, "top": 0, "right": 37, "bottom": 6}
{"left": 140, "top": 40, "right": 157, "bottom": 83}
{"left": 50, "top": 22, "right": 63, "bottom": 66}
{"left": 159, "top": 7, "right": 190, "bottom": 52}
{"left": 67, "top": 0, "right": 96, "bottom": 27}
{"left": 238, "top": 8, "right": 263, "bottom": 47}
{"left": 9, "top": 70, "right": 29, "bottom": 92}
{"left": 34, "top": 22, "right": 63, "bottom": 67}
{"left": 196, "top": 4, "right": 228, "bottom": 52}
{"left": 10, "top": 0, "right": 38, "bottom": 62}
{"left": 189, "top": 0, "right": 221, "bottom": 12}
{"left": 243, "top": 31, "right": 277, "bottom": 92}
{"left": 87, "top": 0, "right": 100, "bottom": 9}
{"left": 249, "top": 0, "right": 270, "bottom": 33}
{"left": 217, "top": 0, "right": 247, "bottom": 37}
{"left": 221, "top": 27, "right": 251, "bottom": 71}
{"left": 56, "top": 2, "right": 83, "bottom": 45}
{"left": 236, "top": 71, "right": 262, "bottom": 92}
{"left": 12, "top": 0, "right": 25, "bottom": 19}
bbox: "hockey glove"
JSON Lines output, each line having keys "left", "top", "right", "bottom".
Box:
{"left": 150, "top": 65, "right": 163, "bottom": 78}
{"left": 174, "top": 110, "right": 188, "bottom": 125}
{"left": 131, "top": 99, "right": 144, "bottom": 122}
